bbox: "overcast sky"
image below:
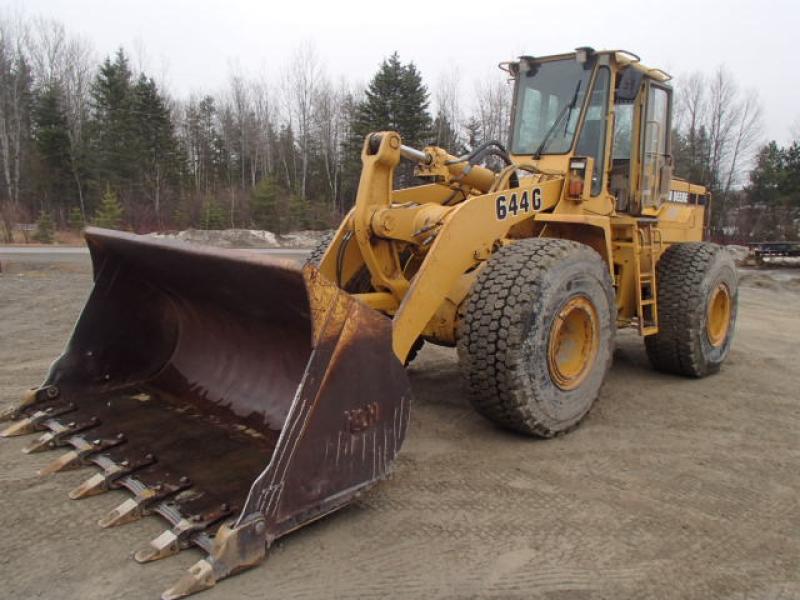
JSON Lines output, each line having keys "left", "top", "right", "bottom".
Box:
{"left": 5, "top": 0, "right": 797, "bottom": 144}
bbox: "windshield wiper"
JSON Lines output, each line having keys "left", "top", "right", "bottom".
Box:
{"left": 533, "top": 79, "right": 583, "bottom": 158}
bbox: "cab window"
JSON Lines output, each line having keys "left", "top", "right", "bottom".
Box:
{"left": 575, "top": 67, "right": 610, "bottom": 195}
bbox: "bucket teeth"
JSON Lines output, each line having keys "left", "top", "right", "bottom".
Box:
{"left": 160, "top": 517, "right": 267, "bottom": 600}
{"left": 161, "top": 559, "right": 216, "bottom": 600}
{"left": 68, "top": 452, "right": 156, "bottom": 499}
{"left": 0, "top": 402, "right": 75, "bottom": 438}
{"left": 0, "top": 386, "right": 58, "bottom": 423}
{"left": 69, "top": 472, "right": 108, "bottom": 499}
{"left": 1, "top": 416, "right": 38, "bottom": 437}
{"left": 135, "top": 504, "right": 235, "bottom": 564}
{"left": 135, "top": 527, "right": 184, "bottom": 563}
{"left": 23, "top": 417, "right": 100, "bottom": 454}
{"left": 38, "top": 434, "right": 126, "bottom": 476}
{"left": 98, "top": 479, "right": 191, "bottom": 528}
{"left": 98, "top": 497, "right": 142, "bottom": 528}
{"left": 39, "top": 449, "right": 81, "bottom": 476}
{"left": 23, "top": 431, "right": 57, "bottom": 454}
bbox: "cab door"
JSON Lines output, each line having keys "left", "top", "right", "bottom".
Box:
{"left": 638, "top": 82, "right": 672, "bottom": 210}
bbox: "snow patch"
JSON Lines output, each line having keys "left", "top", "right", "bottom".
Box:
{"left": 149, "top": 228, "right": 330, "bottom": 249}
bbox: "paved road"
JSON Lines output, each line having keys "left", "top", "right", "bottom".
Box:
{"left": 0, "top": 246, "right": 310, "bottom": 265}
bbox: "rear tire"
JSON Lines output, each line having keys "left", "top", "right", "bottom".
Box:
{"left": 645, "top": 242, "right": 737, "bottom": 377}
{"left": 457, "top": 239, "right": 615, "bottom": 437}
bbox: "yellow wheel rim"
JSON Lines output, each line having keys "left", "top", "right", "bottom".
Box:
{"left": 547, "top": 295, "right": 599, "bottom": 391}
{"left": 706, "top": 283, "right": 731, "bottom": 347}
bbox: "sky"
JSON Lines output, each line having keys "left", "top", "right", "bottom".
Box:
{"left": 4, "top": 0, "right": 798, "bottom": 144}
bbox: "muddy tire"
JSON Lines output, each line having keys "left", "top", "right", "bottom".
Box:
{"left": 305, "top": 231, "right": 372, "bottom": 294}
{"left": 309, "top": 231, "right": 423, "bottom": 364}
{"left": 645, "top": 242, "right": 737, "bottom": 377}
{"left": 457, "top": 239, "right": 615, "bottom": 437}
{"left": 305, "top": 231, "right": 336, "bottom": 268}
{"left": 404, "top": 337, "right": 425, "bottom": 367}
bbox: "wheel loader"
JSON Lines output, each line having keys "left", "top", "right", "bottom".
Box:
{"left": 1, "top": 48, "right": 737, "bottom": 598}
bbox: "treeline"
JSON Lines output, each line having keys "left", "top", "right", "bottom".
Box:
{"left": 670, "top": 68, "right": 798, "bottom": 241}
{"left": 0, "top": 15, "right": 510, "bottom": 240}
{"left": 1, "top": 13, "right": 796, "bottom": 243}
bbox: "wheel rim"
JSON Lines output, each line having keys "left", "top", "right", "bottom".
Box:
{"left": 706, "top": 282, "right": 731, "bottom": 347}
{"left": 547, "top": 295, "right": 599, "bottom": 391}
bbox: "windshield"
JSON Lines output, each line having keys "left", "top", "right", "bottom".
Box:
{"left": 510, "top": 58, "right": 592, "bottom": 155}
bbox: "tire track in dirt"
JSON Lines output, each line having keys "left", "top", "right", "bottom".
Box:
{"left": 1, "top": 267, "right": 799, "bottom": 600}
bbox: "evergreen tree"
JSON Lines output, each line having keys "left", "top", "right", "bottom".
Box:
{"left": 287, "top": 193, "right": 308, "bottom": 231}
{"left": 346, "top": 53, "right": 432, "bottom": 192}
{"left": 131, "top": 73, "right": 182, "bottom": 226}
{"left": 201, "top": 197, "right": 226, "bottom": 229}
{"left": 32, "top": 82, "right": 72, "bottom": 210}
{"left": 351, "top": 52, "right": 431, "bottom": 147}
{"left": 745, "top": 141, "right": 800, "bottom": 240}
{"left": 172, "top": 196, "right": 192, "bottom": 229}
{"left": 88, "top": 49, "right": 184, "bottom": 228}
{"left": 67, "top": 206, "right": 85, "bottom": 231}
{"left": 251, "top": 176, "right": 282, "bottom": 231}
{"left": 33, "top": 211, "right": 54, "bottom": 243}
{"left": 94, "top": 184, "right": 123, "bottom": 229}
{"left": 89, "top": 49, "right": 137, "bottom": 190}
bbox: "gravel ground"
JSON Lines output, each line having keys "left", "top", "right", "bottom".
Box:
{"left": 0, "top": 261, "right": 798, "bottom": 600}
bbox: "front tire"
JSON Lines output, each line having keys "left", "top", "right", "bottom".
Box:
{"left": 457, "top": 239, "right": 615, "bottom": 437}
{"left": 645, "top": 242, "right": 737, "bottom": 377}
{"left": 305, "top": 230, "right": 372, "bottom": 294}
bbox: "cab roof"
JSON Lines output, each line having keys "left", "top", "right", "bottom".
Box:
{"left": 501, "top": 48, "right": 672, "bottom": 83}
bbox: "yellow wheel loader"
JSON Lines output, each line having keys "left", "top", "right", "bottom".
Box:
{"left": 2, "top": 48, "right": 737, "bottom": 598}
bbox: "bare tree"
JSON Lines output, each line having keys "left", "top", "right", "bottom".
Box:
{"left": 674, "top": 71, "right": 706, "bottom": 135}
{"left": 0, "top": 13, "right": 31, "bottom": 241}
{"left": 473, "top": 74, "right": 513, "bottom": 147}
{"left": 228, "top": 68, "right": 250, "bottom": 194}
{"left": 722, "top": 89, "right": 763, "bottom": 196}
{"left": 313, "top": 76, "right": 350, "bottom": 206}
{"left": 673, "top": 66, "right": 764, "bottom": 238}
{"left": 790, "top": 117, "right": 800, "bottom": 143}
{"left": 282, "top": 43, "right": 321, "bottom": 201}
{"left": 433, "top": 69, "right": 463, "bottom": 150}
{"left": 250, "top": 78, "right": 275, "bottom": 185}
{"left": 706, "top": 67, "right": 740, "bottom": 190}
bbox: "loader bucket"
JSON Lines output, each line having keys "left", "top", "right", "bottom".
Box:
{"left": 2, "top": 228, "right": 412, "bottom": 598}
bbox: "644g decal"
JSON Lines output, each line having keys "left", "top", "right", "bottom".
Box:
{"left": 495, "top": 188, "right": 542, "bottom": 220}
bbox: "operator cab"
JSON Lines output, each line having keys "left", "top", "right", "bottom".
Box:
{"left": 507, "top": 48, "right": 675, "bottom": 214}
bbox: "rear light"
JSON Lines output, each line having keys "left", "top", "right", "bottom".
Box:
{"left": 568, "top": 158, "right": 588, "bottom": 200}
{"left": 569, "top": 179, "right": 584, "bottom": 197}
